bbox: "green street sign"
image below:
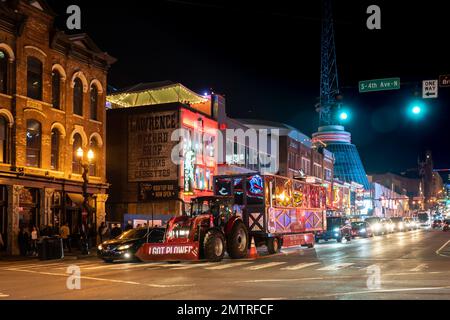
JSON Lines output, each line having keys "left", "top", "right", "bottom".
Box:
{"left": 359, "top": 78, "right": 401, "bottom": 93}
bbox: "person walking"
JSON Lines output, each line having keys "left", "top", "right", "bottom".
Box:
{"left": 60, "top": 223, "right": 71, "bottom": 253}
{"left": 78, "top": 224, "right": 89, "bottom": 255}
{"left": 110, "top": 224, "right": 122, "bottom": 238}
{"left": 18, "top": 227, "right": 28, "bottom": 256}
{"left": 98, "top": 222, "right": 107, "bottom": 243}
{"left": 0, "top": 231, "right": 4, "bottom": 252}
{"left": 30, "top": 226, "right": 38, "bottom": 256}
{"left": 124, "top": 221, "right": 133, "bottom": 231}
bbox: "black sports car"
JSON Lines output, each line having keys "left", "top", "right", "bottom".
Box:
{"left": 97, "top": 227, "right": 165, "bottom": 262}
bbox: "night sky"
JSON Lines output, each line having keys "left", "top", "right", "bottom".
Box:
{"left": 48, "top": 0, "right": 450, "bottom": 175}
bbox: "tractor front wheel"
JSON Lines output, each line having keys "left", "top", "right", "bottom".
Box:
{"left": 203, "top": 229, "right": 225, "bottom": 262}
{"left": 227, "top": 221, "right": 249, "bottom": 259}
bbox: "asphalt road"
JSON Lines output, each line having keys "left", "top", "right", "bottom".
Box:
{"left": 1, "top": 228, "right": 449, "bottom": 300}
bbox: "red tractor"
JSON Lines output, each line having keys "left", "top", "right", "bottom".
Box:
{"left": 136, "top": 196, "right": 249, "bottom": 262}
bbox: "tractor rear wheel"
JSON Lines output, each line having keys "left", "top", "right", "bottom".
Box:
{"left": 266, "top": 237, "right": 281, "bottom": 254}
{"left": 227, "top": 221, "right": 249, "bottom": 259}
{"left": 203, "top": 229, "right": 225, "bottom": 262}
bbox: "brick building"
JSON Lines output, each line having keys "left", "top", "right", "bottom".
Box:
{"left": 0, "top": 0, "right": 115, "bottom": 254}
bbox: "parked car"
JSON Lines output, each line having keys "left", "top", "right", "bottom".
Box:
{"left": 390, "top": 217, "right": 406, "bottom": 232}
{"left": 365, "top": 217, "right": 383, "bottom": 235}
{"left": 315, "top": 217, "right": 352, "bottom": 243}
{"left": 351, "top": 221, "right": 373, "bottom": 238}
{"left": 432, "top": 220, "right": 443, "bottom": 229}
{"left": 97, "top": 227, "right": 165, "bottom": 262}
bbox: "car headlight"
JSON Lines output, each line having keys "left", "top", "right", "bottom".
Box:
{"left": 117, "top": 244, "right": 133, "bottom": 251}
{"left": 398, "top": 223, "right": 404, "bottom": 229}
{"left": 333, "top": 228, "right": 340, "bottom": 232}
{"left": 373, "top": 223, "right": 381, "bottom": 230}
{"left": 360, "top": 228, "right": 366, "bottom": 233}
{"left": 97, "top": 244, "right": 103, "bottom": 250}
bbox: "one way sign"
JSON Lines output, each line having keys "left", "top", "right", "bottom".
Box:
{"left": 423, "top": 80, "right": 438, "bottom": 99}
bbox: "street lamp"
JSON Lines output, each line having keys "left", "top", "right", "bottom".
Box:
{"left": 76, "top": 147, "right": 95, "bottom": 254}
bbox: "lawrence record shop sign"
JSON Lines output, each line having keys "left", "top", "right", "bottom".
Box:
{"left": 128, "top": 111, "right": 178, "bottom": 182}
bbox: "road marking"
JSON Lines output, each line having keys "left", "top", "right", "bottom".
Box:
{"left": 111, "top": 263, "right": 167, "bottom": 270}
{"left": 205, "top": 262, "right": 253, "bottom": 270}
{"left": 280, "top": 262, "right": 320, "bottom": 271}
{"left": 436, "top": 240, "right": 450, "bottom": 257}
{"left": 245, "top": 262, "right": 287, "bottom": 270}
{"left": 170, "top": 262, "right": 213, "bottom": 270}
{"left": 239, "top": 277, "right": 324, "bottom": 283}
{"left": 307, "top": 286, "right": 450, "bottom": 298}
{"left": 409, "top": 264, "right": 428, "bottom": 272}
{"left": 0, "top": 293, "right": 9, "bottom": 298}
{"left": 318, "top": 263, "right": 354, "bottom": 271}
{"left": 3, "top": 267, "right": 195, "bottom": 288}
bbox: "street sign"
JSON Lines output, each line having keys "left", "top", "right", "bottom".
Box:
{"left": 439, "top": 75, "right": 450, "bottom": 87}
{"left": 422, "top": 80, "right": 438, "bottom": 99}
{"left": 359, "top": 78, "right": 401, "bottom": 93}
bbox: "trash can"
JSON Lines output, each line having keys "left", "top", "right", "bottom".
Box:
{"left": 37, "top": 237, "right": 49, "bottom": 260}
{"left": 38, "top": 237, "right": 64, "bottom": 260}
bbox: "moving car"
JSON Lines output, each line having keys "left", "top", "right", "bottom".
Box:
{"left": 432, "top": 220, "right": 443, "bottom": 229}
{"left": 351, "top": 221, "right": 373, "bottom": 238}
{"left": 417, "top": 212, "right": 431, "bottom": 228}
{"left": 443, "top": 220, "right": 450, "bottom": 232}
{"left": 315, "top": 216, "right": 352, "bottom": 243}
{"left": 98, "top": 227, "right": 165, "bottom": 262}
{"left": 381, "top": 218, "right": 395, "bottom": 234}
{"left": 404, "top": 217, "right": 418, "bottom": 231}
{"left": 365, "top": 217, "right": 383, "bottom": 235}
{"left": 390, "top": 217, "right": 406, "bottom": 232}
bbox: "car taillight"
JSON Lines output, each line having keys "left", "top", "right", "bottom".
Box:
{"left": 210, "top": 215, "right": 214, "bottom": 227}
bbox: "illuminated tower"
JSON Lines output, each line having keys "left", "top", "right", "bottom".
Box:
{"left": 312, "top": 0, "right": 370, "bottom": 189}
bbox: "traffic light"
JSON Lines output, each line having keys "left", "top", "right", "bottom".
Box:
{"left": 408, "top": 99, "right": 426, "bottom": 119}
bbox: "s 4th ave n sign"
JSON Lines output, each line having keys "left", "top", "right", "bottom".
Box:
{"left": 359, "top": 78, "right": 401, "bottom": 93}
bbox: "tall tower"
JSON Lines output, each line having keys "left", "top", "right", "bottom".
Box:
{"left": 312, "top": 0, "right": 370, "bottom": 190}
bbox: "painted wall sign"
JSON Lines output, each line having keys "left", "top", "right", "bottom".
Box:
{"left": 128, "top": 111, "right": 179, "bottom": 182}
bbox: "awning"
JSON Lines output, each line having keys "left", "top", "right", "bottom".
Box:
{"left": 67, "top": 193, "right": 85, "bottom": 207}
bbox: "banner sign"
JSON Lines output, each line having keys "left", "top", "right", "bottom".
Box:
{"left": 136, "top": 242, "right": 200, "bottom": 261}
{"left": 139, "top": 181, "right": 179, "bottom": 201}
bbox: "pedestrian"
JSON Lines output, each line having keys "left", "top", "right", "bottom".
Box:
{"left": 78, "top": 224, "right": 89, "bottom": 255}
{"left": 59, "top": 223, "right": 71, "bottom": 253}
{"left": 88, "top": 224, "right": 97, "bottom": 248}
{"left": 0, "top": 231, "right": 4, "bottom": 251}
{"left": 110, "top": 224, "right": 122, "bottom": 238}
{"left": 31, "top": 226, "right": 38, "bottom": 256}
{"left": 98, "top": 222, "right": 107, "bottom": 243}
{"left": 124, "top": 221, "right": 133, "bottom": 231}
{"left": 18, "top": 227, "right": 28, "bottom": 256}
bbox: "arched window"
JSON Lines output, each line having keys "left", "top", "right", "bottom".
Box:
{"left": 52, "top": 71, "right": 61, "bottom": 109}
{"left": 27, "top": 57, "right": 43, "bottom": 100}
{"left": 50, "top": 129, "right": 60, "bottom": 170}
{"left": 0, "top": 117, "right": 7, "bottom": 163}
{"left": 73, "top": 78, "right": 83, "bottom": 116}
{"left": 26, "top": 119, "right": 41, "bottom": 167}
{"left": 89, "top": 138, "right": 99, "bottom": 176}
{"left": 72, "top": 133, "right": 82, "bottom": 174}
{"left": 0, "top": 50, "right": 8, "bottom": 94}
{"left": 90, "top": 85, "right": 98, "bottom": 120}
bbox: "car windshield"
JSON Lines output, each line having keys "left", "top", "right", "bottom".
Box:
{"left": 117, "top": 229, "right": 147, "bottom": 240}
{"left": 418, "top": 213, "right": 429, "bottom": 222}
{"left": 351, "top": 222, "right": 365, "bottom": 228}
{"left": 365, "top": 218, "right": 379, "bottom": 224}
{"left": 391, "top": 218, "right": 403, "bottom": 222}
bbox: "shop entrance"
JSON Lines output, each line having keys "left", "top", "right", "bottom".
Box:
{"left": 18, "top": 188, "right": 40, "bottom": 231}
{"left": 0, "top": 185, "right": 7, "bottom": 251}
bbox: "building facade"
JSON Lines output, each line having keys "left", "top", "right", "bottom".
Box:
{"left": 106, "top": 82, "right": 218, "bottom": 226}
{"left": 0, "top": 0, "right": 115, "bottom": 254}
